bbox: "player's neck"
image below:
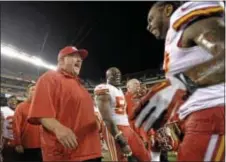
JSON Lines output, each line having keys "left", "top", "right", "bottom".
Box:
{"left": 107, "top": 81, "right": 119, "bottom": 88}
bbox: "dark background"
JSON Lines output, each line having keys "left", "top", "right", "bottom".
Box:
{"left": 1, "top": 1, "right": 164, "bottom": 81}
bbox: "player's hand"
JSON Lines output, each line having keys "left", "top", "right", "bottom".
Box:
{"left": 121, "top": 144, "right": 132, "bottom": 156}
{"left": 15, "top": 145, "right": 24, "bottom": 154}
{"left": 54, "top": 125, "right": 78, "bottom": 149}
{"left": 132, "top": 78, "right": 187, "bottom": 132}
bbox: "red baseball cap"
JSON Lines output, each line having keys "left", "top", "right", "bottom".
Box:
{"left": 58, "top": 46, "right": 88, "bottom": 61}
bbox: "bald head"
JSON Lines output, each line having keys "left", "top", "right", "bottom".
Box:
{"left": 106, "top": 67, "right": 121, "bottom": 86}
{"left": 126, "top": 79, "right": 141, "bottom": 94}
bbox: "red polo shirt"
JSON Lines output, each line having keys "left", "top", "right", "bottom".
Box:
{"left": 125, "top": 91, "right": 149, "bottom": 147}
{"left": 28, "top": 70, "right": 101, "bottom": 161}
{"left": 14, "top": 101, "right": 40, "bottom": 148}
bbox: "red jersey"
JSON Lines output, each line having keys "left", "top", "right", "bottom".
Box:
{"left": 14, "top": 101, "right": 41, "bottom": 148}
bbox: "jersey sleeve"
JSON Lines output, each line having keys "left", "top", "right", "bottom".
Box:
{"left": 28, "top": 71, "right": 57, "bottom": 125}
{"left": 171, "top": 1, "right": 224, "bottom": 31}
{"left": 94, "top": 84, "right": 110, "bottom": 96}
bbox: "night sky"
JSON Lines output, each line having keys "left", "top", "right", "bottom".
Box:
{"left": 1, "top": 1, "right": 165, "bottom": 80}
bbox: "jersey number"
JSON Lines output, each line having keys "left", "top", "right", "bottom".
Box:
{"left": 115, "top": 97, "right": 126, "bottom": 115}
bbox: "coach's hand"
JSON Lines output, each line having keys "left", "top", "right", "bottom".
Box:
{"left": 54, "top": 125, "right": 78, "bottom": 149}
{"left": 15, "top": 145, "right": 24, "bottom": 154}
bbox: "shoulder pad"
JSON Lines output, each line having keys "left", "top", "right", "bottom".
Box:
{"left": 94, "top": 84, "right": 110, "bottom": 95}
{"left": 171, "top": 1, "right": 224, "bottom": 31}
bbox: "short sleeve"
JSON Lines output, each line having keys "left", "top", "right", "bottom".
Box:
{"left": 28, "top": 71, "right": 56, "bottom": 125}
{"left": 172, "top": 1, "right": 224, "bottom": 31}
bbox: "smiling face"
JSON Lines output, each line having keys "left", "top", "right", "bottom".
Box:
{"left": 59, "top": 53, "right": 83, "bottom": 76}
{"left": 147, "top": 4, "right": 173, "bottom": 40}
{"left": 106, "top": 67, "right": 122, "bottom": 86}
{"left": 7, "top": 96, "right": 18, "bottom": 110}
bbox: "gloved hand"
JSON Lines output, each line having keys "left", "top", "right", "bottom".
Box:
{"left": 131, "top": 73, "right": 197, "bottom": 132}
{"left": 15, "top": 145, "right": 24, "bottom": 154}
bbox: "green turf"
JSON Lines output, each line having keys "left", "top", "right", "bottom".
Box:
{"left": 167, "top": 151, "right": 178, "bottom": 162}
{"left": 102, "top": 150, "right": 112, "bottom": 161}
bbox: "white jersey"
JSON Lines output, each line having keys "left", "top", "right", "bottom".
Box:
{"left": 164, "top": 1, "right": 225, "bottom": 119}
{"left": 0, "top": 106, "right": 14, "bottom": 140}
{"left": 94, "top": 84, "right": 129, "bottom": 126}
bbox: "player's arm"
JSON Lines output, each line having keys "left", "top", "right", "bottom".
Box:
{"left": 95, "top": 93, "right": 132, "bottom": 156}
{"left": 95, "top": 94, "right": 119, "bottom": 136}
{"left": 183, "top": 17, "right": 225, "bottom": 87}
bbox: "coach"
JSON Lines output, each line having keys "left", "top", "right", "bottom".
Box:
{"left": 28, "top": 46, "right": 102, "bottom": 161}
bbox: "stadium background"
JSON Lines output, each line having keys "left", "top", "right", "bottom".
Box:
{"left": 1, "top": 48, "right": 165, "bottom": 105}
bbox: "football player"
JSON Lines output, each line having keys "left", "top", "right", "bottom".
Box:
{"left": 1, "top": 95, "right": 18, "bottom": 162}
{"left": 132, "top": 1, "right": 225, "bottom": 161}
{"left": 94, "top": 67, "right": 151, "bottom": 162}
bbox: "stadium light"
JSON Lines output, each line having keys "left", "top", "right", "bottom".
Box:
{"left": 1, "top": 43, "right": 57, "bottom": 71}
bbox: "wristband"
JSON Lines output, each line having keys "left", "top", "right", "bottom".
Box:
{"left": 115, "top": 134, "right": 128, "bottom": 148}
